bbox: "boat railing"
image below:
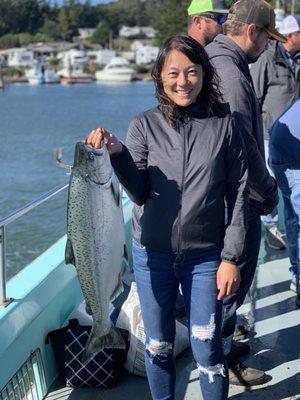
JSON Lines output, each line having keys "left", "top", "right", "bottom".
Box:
{"left": 0, "top": 183, "right": 69, "bottom": 308}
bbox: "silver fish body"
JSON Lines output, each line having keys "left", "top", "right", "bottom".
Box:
{"left": 66, "top": 142, "right": 125, "bottom": 362}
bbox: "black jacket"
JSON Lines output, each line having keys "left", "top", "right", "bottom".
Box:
{"left": 251, "top": 42, "right": 300, "bottom": 139}
{"left": 206, "top": 34, "right": 278, "bottom": 215}
{"left": 111, "top": 103, "right": 248, "bottom": 264}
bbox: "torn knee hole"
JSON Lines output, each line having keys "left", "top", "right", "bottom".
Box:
{"left": 146, "top": 338, "right": 173, "bottom": 357}
{"left": 192, "top": 314, "right": 216, "bottom": 341}
{"left": 198, "top": 363, "right": 226, "bottom": 384}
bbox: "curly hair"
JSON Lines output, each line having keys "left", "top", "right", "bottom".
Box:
{"left": 151, "top": 33, "right": 224, "bottom": 125}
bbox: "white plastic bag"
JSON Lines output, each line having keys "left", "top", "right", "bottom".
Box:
{"left": 116, "top": 282, "right": 190, "bottom": 377}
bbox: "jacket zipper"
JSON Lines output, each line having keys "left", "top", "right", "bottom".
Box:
{"left": 177, "top": 123, "right": 187, "bottom": 253}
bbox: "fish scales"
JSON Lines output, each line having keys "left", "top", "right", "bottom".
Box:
{"left": 66, "top": 142, "right": 125, "bottom": 363}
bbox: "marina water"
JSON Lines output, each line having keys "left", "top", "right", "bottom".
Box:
{"left": 0, "top": 82, "right": 156, "bottom": 280}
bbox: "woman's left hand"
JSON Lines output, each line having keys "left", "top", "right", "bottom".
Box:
{"left": 217, "top": 261, "right": 241, "bottom": 300}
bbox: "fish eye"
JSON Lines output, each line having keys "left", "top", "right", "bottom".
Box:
{"left": 88, "top": 153, "right": 94, "bottom": 161}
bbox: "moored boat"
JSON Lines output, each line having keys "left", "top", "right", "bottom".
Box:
{"left": 95, "top": 57, "right": 135, "bottom": 82}
{"left": 59, "top": 67, "right": 94, "bottom": 84}
{"left": 26, "top": 66, "right": 60, "bottom": 85}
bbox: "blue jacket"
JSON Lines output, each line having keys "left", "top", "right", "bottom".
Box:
{"left": 270, "top": 99, "right": 300, "bottom": 169}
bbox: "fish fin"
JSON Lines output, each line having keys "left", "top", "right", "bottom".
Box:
{"left": 111, "top": 176, "right": 121, "bottom": 207}
{"left": 110, "top": 274, "right": 124, "bottom": 302}
{"left": 81, "top": 327, "right": 126, "bottom": 364}
{"left": 65, "top": 237, "right": 76, "bottom": 266}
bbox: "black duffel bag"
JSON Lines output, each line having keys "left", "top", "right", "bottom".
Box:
{"left": 46, "top": 319, "right": 129, "bottom": 388}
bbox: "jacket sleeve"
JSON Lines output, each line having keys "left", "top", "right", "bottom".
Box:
{"left": 221, "top": 117, "right": 249, "bottom": 264}
{"left": 250, "top": 54, "right": 269, "bottom": 107}
{"left": 110, "top": 117, "right": 150, "bottom": 206}
{"left": 250, "top": 54, "right": 269, "bottom": 136}
{"left": 223, "top": 77, "right": 278, "bottom": 215}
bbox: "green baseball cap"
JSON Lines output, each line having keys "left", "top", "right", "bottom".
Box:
{"left": 227, "top": 0, "right": 287, "bottom": 42}
{"left": 188, "top": 0, "right": 229, "bottom": 16}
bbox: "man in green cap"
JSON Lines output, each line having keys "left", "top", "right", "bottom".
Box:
{"left": 188, "top": 0, "right": 228, "bottom": 45}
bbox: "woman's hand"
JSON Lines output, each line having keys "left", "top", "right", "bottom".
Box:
{"left": 85, "top": 127, "right": 123, "bottom": 155}
{"left": 217, "top": 261, "right": 241, "bottom": 300}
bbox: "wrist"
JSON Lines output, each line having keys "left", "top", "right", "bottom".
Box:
{"left": 221, "top": 259, "right": 237, "bottom": 266}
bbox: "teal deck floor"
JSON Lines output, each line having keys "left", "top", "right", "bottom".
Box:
{"left": 46, "top": 235, "right": 300, "bottom": 400}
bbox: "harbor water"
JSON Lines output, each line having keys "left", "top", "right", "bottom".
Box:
{"left": 0, "top": 82, "right": 156, "bottom": 280}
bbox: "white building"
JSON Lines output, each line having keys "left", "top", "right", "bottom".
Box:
{"left": 140, "top": 27, "right": 156, "bottom": 39}
{"left": 119, "top": 26, "right": 156, "bottom": 39}
{"left": 119, "top": 26, "right": 141, "bottom": 38}
{"left": 87, "top": 49, "right": 116, "bottom": 65}
{"left": 131, "top": 40, "right": 144, "bottom": 52}
{"left": 3, "top": 48, "right": 34, "bottom": 68}
{"left": 58, "top": 49, "right": 89, "bottom": 68}
{"left": 119, "top": 51, "right": 135, "bottom": 63}
{"left": 78, "top": 28, "right": 97, "bottom": 40}
{"left": 136, "top": 45, "right": 159, "bottom": 65}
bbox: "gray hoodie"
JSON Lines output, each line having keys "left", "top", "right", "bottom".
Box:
{"left": 250, "top": 42, "right": 300, "bottom": 139}
{"left": 206, "top": 34, "right": 278, "bottom": 215}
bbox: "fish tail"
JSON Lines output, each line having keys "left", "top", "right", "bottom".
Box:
{"left": 81, "top": 327, "right": 126, "bottom": 364}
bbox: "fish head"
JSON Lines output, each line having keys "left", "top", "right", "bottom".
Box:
{"left": 73, "top": 141, "right": 112, "bottom": 184}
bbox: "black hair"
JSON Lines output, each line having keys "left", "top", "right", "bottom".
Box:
{"left": 151, "top": 33, "right": 224, "bottom": 124}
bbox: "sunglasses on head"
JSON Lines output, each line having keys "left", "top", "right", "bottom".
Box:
{"left": 200, "top": 13, "right": 227, "bottom": 25}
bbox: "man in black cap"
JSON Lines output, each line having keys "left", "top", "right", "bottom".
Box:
{"left": 205, "top": 0, "right": 285, "bottom": 386}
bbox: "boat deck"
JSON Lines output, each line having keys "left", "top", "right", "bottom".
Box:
{"left": 46, "top": 233, "right": 300, "bottom": 400}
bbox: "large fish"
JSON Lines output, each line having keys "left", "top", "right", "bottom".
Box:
{"left": 65, "top": 141, "right": 126, "bottom": 363}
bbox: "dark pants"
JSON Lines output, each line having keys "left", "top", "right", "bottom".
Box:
{"left": 221, "top": 215, "right": 261, "bottom": 352}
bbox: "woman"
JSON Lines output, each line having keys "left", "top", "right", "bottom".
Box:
{"left": 85, "top": 34, "right": 248, "bottom": 400}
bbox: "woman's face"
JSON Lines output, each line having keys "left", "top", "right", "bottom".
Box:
{"left": 161, "top": 49, "right": 204, "bottom": 107}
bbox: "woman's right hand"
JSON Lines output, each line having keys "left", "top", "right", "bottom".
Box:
{"left": 85, "top": 127, "right": 123, "bottom": 155}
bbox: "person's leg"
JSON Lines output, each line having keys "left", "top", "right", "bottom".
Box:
{"left": 178, "top": 250, "right": 228, "bottom": 400}
{"left": 132, "top": 240, "right": 178, "bottom": 400}
{"left": 221, "top": 215, "right": 266, "bottom": 385}
{"left": 262, "top": 140, "right": 285, "bottom": 249}
{"left": 285, "top": 169, "right": 300, "bottom": 294}
{"left": 271, "top": 164, "right": 299, "bottom": 290}
{"left": 222, "top": 215, "right": 261, "bottom": 352}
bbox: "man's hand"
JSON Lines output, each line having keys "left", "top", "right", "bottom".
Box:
{"left": 217, "top": 261, "right": 241, "bottom": 300}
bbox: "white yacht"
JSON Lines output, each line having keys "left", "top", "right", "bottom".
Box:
{"left": 95, "top": 57, "right": 135, "bottom": 82}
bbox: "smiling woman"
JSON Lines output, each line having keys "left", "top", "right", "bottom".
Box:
{"left": 84, "top": 34, "right": 249, "bottom": 400}
{"left": 160, "top": 50, "right": 204, "bottom": 107}
{"left": 151, "top": 33, "right": 225, "bottom": 124}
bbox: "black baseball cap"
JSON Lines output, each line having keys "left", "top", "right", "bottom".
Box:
{"left": 227, "top": 0, "right": 287, "bottom": 42}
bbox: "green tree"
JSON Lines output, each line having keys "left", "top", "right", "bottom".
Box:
{"left": 154, "top": 0, "right": 189, "bottom": 46}
{"left": 57, "top": 7, "right": 78, "bottom": 41}
{"left": 13, "top": 0, "right": 43, "bottom": 34}
{"left": 0, "top": 0, "right": 16, "bottom": 36}
{"left": 42, "top": 19, "right": 60, "bottom": 40}
{"left": 0, "top": 34, "right": 20, "bottom": 49}
{"left": 91, "top": 21, "right": 110, "bottom": 47}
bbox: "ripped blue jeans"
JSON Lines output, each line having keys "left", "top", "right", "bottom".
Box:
{"left": 132, "top": 240, "right": 228, "bottom": 400}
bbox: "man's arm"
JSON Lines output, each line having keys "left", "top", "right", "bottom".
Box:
{"left": 222, "top": 77, "right": 278, "bottom": 214}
